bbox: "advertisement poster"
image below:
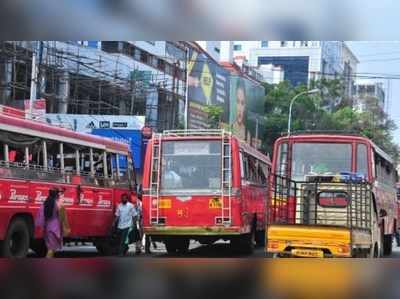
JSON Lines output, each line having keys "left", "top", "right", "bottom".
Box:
{"left": 229, "top": 76, "right": 265, "bottom": 141}
{"left": 187, "top": 48, "right": 229, "bottom": 128}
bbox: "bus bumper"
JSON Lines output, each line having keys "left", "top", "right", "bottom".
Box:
{"left": 144, "top": 226, "right": 242, "bottom": 236}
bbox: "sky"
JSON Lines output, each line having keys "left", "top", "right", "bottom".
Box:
{"left": 347, "top": 41, "right": 400, "bottom": 145}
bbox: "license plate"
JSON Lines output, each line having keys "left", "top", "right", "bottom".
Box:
{"left": 291, "top": 249, "right": 324, "bottom": 258}
{"left": 159, "top": 199, "right": 171, "bottom": 209}
{"left": 209, "top": 197, "right": 222, "bottom": 209}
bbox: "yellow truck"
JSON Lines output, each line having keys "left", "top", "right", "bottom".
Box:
{"left": 266, "top": 175, "right": 381, "bottom": 258}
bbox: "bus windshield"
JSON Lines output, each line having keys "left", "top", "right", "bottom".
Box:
{"left": 160, "top": 140, "right": 222, "bottom": 194}
{"left": 291, "top": 143, "right": 352, "bottom": 181}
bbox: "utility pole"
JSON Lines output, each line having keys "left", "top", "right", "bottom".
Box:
{"left": 184, "top": 47, "right": 189, "bottom": 130}
{"left": 28, "top": 42, "right": 39, "bottom": 119}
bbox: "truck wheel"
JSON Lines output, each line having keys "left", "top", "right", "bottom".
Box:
{"left": 31, "top": 239, "right": 47, "bottom": 257}
{"left": 383, "top": 235, "right": 393, "bottom": 256}
{"left": 1, "top": 218, "right": 30, "bottom": 258}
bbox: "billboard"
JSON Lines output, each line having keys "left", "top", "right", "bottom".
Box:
{"left": 46, "top": 114, "right": 145, "bottom": 170}
{"left": 187, "top": 48, "right": 229, "bottom": 128}
{"left": 91, "top": 129, "right": 143, "bottom": 171}
{"left": 45, "top": 114, "right": 145, "bottom": 133}
{"left": 229, "top": 76, "right": 265, "bottom": 141}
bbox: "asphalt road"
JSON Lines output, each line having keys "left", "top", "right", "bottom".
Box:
{"left": 28, "top": 240, "right": 400, "bottom": 258}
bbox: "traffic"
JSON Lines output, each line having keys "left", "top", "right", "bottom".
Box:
{"left": 0, "top": 108, "right": 398, "bottom": 258}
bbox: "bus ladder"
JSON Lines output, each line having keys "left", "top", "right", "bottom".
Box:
{"left": 149, "top": 134, "right": 162, "bottom": 225}
{"left": 221, "top": 132, "right": 232, "bottom": 225}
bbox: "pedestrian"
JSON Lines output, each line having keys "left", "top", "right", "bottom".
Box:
{"left": 133, "top": 197, "right": 144, "bottom": 255}
{"left": 114, "top": 193, "right": 137, "bottom": 256}
{"left": 395, "top": 229, "right": 400, "bottom": 247}
{"left": 145, "top": 234, "right": 158, "bottom": 254}
{"left": 35, "top": 188, "right": 70, "bottom": 258}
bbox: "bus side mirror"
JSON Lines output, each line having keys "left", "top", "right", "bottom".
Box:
{"left": 379, "top": 209, "right": 387, "bottom": 217}
{"left": 136, "top": 184, "right": 143, "bottom": 199}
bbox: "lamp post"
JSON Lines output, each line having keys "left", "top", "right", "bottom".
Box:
{"left": 287, "top": 89, "right": 320, "bottom": 136}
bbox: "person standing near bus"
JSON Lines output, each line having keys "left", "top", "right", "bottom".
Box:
{"left": 35, "top": 188, "right": 69, "bottom": 258}
{"left": 114, "top": 193, "right": 137, "bottom": 256}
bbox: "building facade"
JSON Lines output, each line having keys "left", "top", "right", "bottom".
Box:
{"left": 354, "top": 79, "right": 386, "bottom": 112}
{"left": 228, "top": 41, "right": 359, "bottom": 95}
{"left": 0, "top": 41, "right": 187, "bottom": 132}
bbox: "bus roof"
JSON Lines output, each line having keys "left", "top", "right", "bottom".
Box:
{"left": 276, "top": 134, "right": 394, "bottom": 165}
{"left": 0, "top": 113, "right": 129, "bottom": 154}
{"left": 157, "top": 130, "right": 271, "bottom": 165}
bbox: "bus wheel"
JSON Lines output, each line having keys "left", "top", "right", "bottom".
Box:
{"left": 31, "top": 239, "right": 47, "bottom": 257}
{"left": 383, "top": 235, "right": 393, "bottom": 256}
{"left": 231, "top": 233, "right": 254, "bottom": 255}
{"left": 95, "top": 239, "right": 119, "bottom": 256}
{"left": 165, "top": 238, "right": 189, "bottom": 255}
{"left": 1, "top": 218, "right": 30, "bottom": 258}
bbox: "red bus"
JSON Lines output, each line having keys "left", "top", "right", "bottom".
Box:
{"left": 142, "top": 130, "right": 271, "bottom": 254}
{"left": 0, "top": 106, "right": 136, "bottom": 257}
{"left": 272, "top": 134, "right": 398, "bottom": 256}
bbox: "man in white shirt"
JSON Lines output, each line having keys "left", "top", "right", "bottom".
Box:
{"left": 115, "top": 193, "right": 137, "bottom": 256}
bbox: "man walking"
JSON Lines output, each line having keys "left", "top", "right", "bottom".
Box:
{"left": 115, "top": 194, "right": 137, "bottom": 256}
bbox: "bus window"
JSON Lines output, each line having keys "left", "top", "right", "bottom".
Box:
{"left": 291, "top": 143, "right": 352, "bottom": 181}
{"left": 258, "top": 162, "right": 268, "bottom": 186}
{"left": 357, "top": 144, "right": 368, "bottom": 178}
{"left": 160, "top": 140, "right": 222, "bottom": 194}
{"left": 375, "top": 153, "right": 395, "bottom": 186}
{"left": 276, "top": 142, "right": 288, "bottom": 176}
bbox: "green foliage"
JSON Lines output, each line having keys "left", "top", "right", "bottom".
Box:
{"left": 260, "top": 79, "right": 399, "bottom": 162}
{"left": 203, "top": 105, "right": 224, "bottom": 129}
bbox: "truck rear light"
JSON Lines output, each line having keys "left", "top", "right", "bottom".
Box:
{"left": 268, "top": 241, "right": 279, "bottom": 249}
{"left": 338, "top": 245, "right": 350, "bottom": 253}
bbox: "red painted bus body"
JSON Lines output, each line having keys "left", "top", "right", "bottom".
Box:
{"left": 272, "top": 134, "right": 398, "bottom": 255}
{"left": 0, "top": 106, "right": 136, "bottom": 257}
{"left": 142, "top": 130, "right": 271, "bottom": 254}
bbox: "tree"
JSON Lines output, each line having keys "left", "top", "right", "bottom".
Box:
{"left": 203, "top": 105, "right": 224, "bottom": 129}
{"left": 261, "top": 79, "right": 399, "bottom": 162}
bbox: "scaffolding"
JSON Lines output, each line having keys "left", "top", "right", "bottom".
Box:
{"left": 0, "top": 41, "right": 185, "bottom": 131}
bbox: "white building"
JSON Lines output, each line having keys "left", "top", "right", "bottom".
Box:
{"left": 354, "top": 79, "right": 386, "bottom": 112}
{"left": 196, "top": 41, "right": 222, "bottom": 62}
{"left": 227, "top": 41, "right": 358, "bottom": 95}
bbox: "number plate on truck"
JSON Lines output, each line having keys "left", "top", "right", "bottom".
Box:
{"left": 291, "top": 249, "right": 324, "bottom": 258}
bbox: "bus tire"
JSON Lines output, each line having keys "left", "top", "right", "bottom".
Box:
{"left": 31, "top": 239, "right": 47, "bottom": 257}
{"left": 165, "top": 238, "right": 189, "bottom": 255}
{"left": 383, "top": 235, "right": 393, "bottom": 256}
{"left": 231, "top": 233, "right": 254, "bottom": 255}
{"left": 1, "top": 218, "right": 30, "bottom": 258}
{"left": 95, "top": 239, "right": 119, "bottom": 256}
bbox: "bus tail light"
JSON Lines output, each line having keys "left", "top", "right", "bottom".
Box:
{"left": 215, "top": 217, "right": 231, "bottom": 225}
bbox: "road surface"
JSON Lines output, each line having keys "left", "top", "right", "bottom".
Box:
{"left": 28, "top": 240, "right": 400, "bottom": 258}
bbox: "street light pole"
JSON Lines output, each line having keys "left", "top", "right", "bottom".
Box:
{"left": 287, "top": 89, "right": 320, "bottom": 136}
